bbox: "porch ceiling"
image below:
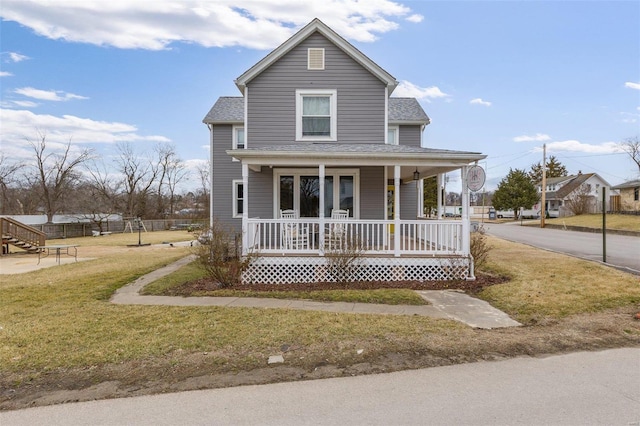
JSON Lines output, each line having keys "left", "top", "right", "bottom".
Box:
{"left": 227, "top": 144, "right": 486, "bottom": 180}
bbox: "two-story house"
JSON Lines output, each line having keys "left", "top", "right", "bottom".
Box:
{"left": 203, "top": 19, "right": 486, "bottom": 284}
{"left": 537, "top": 172, "right": 614, "bottom": 217}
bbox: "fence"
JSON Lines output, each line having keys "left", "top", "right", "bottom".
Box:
{"left": 27, "top": 219, "right": 207, "bottom": 239}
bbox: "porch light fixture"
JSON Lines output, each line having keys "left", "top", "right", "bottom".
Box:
{"left": 413, "top": 169, "right": 420, "bottom": 181}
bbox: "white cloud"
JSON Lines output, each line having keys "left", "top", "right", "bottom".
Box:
{"left": 0, "top": 0, "right": 419, "bottom": 50}
{"left": 625, "top": 82, "right": 640, "bottom": 90}
{"left": 470, "top": 98, "right": 491, "bottom": 107}
{"left": 0, "top": 108, "right": 170, "bottom": 159}
{"left": 406, "top": 14, "right": 424, "bottom": 23}
{"left": 533, "top": 140, "right": 622, "bottom": 154}
{"left": 513, "top": 133, "right": 551, "bottom": 143}
{"left": 7, "top": 52, "right": 29, "bottom": 62}
{"left": 14, "top": 87, "right": 88, "bottom": 101}
{"left": 12, "top": 100, "right": 39, "bottom": 107}
{"left": 0, "top": 71, "right": 13, "bottom": 77}
{"left": 392, "top": 80, "right": 449, "bottom": 102}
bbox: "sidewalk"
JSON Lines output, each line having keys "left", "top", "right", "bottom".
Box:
{"left": 111, "top": 255, "right": 521, "bottom": 330}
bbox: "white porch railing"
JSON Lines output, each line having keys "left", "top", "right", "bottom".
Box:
{"left": 246, "top": 218, "right": 464, "bottom": 256}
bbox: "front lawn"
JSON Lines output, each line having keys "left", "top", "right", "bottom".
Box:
{"left": 1, "top": 233, "right": 639, "bottom": 410}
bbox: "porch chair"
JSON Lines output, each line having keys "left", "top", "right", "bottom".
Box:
{"left": 327, "top": 209, "right": 349, "bottom": 250}
{"left": 279, "top": 209, "right": 308, "bottom": 250}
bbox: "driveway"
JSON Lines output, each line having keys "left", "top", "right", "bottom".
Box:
{"left": 484, "top": 222, "right": 640, "bottom": 274}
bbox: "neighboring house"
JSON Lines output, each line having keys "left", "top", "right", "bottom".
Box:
{"left": 536, "top": 172, "right": 614, "bottom": 217}
{"left": 611, "top": 179, "right": 640, "bottom": 213}
{"left": 203, "top": 19, "right": 486, "bottom": 284}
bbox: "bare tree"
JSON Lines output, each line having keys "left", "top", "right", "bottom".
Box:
{"left": 27, "top": 133, "right": 93, "bottom": 223}
{"left": 0, "top": 154, "right": 22, "bottom": 214}
{"left": 114, "top": 142, "right": 158, "bottom": 218}
{"left": 196, "top": 159, "right": 210, "bottom": 219}
{"left": 565, "top": 184, "right": 593, "bottom": 215}
{"left": 619, "top": 136, "right": 640, "bottom": 173}
{"left": 153, "top": 143, "right": 188, "bottom": 217}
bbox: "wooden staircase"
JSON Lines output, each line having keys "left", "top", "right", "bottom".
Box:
{"left": 1, "top": 217, "right": 46, "bottom": 254}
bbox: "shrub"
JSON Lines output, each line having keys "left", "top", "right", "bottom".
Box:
{"left": 325, "top": 234, "right": 364, "bottom": 286}
{"left": 470, "top": 225, "right": 491, "bottom": 269}
{"left": 194, "top": 221, "right": 253, "bottom": 288}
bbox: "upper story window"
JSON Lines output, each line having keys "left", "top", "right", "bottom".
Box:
{"left": 307, "top": 48, "right": 325, "bottom": 70}
{"left": 296, "top": 89, "right": 337, "bottom": 141}
{"left": 387, "top": 126, "right": 398, "bottom": 145}
{"left": 232, "top": 125, "right": 244, "bottom": 162}
{"left": 233, "top": 125, "right": 245, "bottom": 149}
{"left": 634, "top": 187, "right": 639, "bottom": 201}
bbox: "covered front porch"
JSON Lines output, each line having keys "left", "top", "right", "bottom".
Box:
{"left": 228, "top": 144, "right": 486, "bottom": 284}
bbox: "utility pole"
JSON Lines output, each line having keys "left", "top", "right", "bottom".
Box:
{"left": 540, "top": 144, "right": 547, "bottom": 228}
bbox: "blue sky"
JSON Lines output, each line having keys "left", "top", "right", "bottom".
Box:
{"left": 1, "top": 0, "right": 638, "bottom": 192}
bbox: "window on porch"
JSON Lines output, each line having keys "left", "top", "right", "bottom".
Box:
{"left": 276, "top": 170, "right": 357, "bottom": 218}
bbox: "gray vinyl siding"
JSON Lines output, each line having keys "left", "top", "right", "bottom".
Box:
{"left": 359, "top": 167, "right": 385, "bottom": 219}
{"left": 211, "top": 124, "right": 242, "bottom": 232}
{"left": 247, "top": 32, "right": 386, "bottom": 146}
{"left": 400, "top": 183, "right": 418, "bottom": 220}
{"left": 248, "top": 168, "right": 274, "bottom": 219}
{"left": 399, "top": 125, "right": 422, "bottom": 147}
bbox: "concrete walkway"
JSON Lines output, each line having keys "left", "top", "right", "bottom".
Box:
{"left": 111, "top": 255, "right": 521, "bottom": 329}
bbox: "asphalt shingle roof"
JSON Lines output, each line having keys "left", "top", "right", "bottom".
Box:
{"left": 388, "top": 98, "right": 430, "bottom": 124}
{"left": 203, "top": 96, "right": 430, "bottom": 124}
{"left": 240, "top": 143, "right": 478, "bottom": 155}
{"left": 202, "top": 97, "right": 243, "bottom": 123}
{"left": 612, "top": 179, "right": 640, "bottom": 189}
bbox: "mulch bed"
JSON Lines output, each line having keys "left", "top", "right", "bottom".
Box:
{"left": 166, "top": 272, "right": 509, "bottom": 296}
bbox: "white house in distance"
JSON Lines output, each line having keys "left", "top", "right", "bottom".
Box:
{"left": 535, "top": 172, "right": 615, "bottom": 217}
{"left": 203, "top": 19, "right": 486, "bottom": 284}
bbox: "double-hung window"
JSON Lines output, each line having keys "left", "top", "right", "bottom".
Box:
{"left": 296, "top": 90, "right": 337, "bottom": 141}
{"left": 387, "top": 126, "right": 398, "bottom": 145}
{"left": 232, "top": 125, "right": 244, "bottom": 161}
{"left": 232, "top": 180, "right": 244, "bottom": 218}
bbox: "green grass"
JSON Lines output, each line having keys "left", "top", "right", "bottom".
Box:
{"left": 142, "top": 260, "right": 427, "bottom": 305}
{"left": 1, "top": 232, "right": 639, "bottom": 377}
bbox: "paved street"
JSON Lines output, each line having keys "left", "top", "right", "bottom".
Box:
{"left": 484, "top": 222, "right": 640, "bottom": 274}
{"left": 2, "top": 348, "right": 639, "bottom": 425}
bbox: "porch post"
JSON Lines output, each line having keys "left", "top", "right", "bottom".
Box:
{"left": 394, "top": 165, "right": 401, "bottom": 257}
{"left": 461, "top": 166, "right": 470, "bottom": 255}
{"left": 241, "top": 163, "right": 248, "bottom": 256}
{"left": 319, "top": 164, "right": 325, "bottom": 255}
{"left": 436, "top": 173, "right": 444, "bottom": 219}
{"left": 417, "top": 178, "right": 424, "bottom": 217}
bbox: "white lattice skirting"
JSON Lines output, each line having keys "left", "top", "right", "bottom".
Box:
{"left": 242, "top": 256, "right": 473, "bottom": 285}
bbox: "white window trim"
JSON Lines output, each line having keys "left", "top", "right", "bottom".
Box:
{"left": 232, "top": 179, "right": 243, "bottom": 218}
{"left": 232, "top": 125, "right": 245, "bottom": 162}
{"left": 295, "top": 89, "right": 337, "bottom": 142}
{"left": 387, "top": 126, "right": 399, "bottom": 145}
{"left": 273, "top": 168, "right": 359, "bottom": 218}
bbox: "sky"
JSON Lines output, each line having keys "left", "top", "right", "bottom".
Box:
{"left": 1, "top": 0, "right": 639, "bottom": 193}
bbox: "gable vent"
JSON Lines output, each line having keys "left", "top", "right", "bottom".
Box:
{"left": 308, "top": 48, "right": 325, "bottom": 70}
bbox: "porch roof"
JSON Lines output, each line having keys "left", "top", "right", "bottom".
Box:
{"left": 227, "top": 143, "right": 486, "bottom": 180}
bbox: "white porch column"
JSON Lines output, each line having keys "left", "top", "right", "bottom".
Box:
{"left": 417, "top": 178, "right": 424, "bottom": 217}
{"left": 437, "top": 173, "right": 444, "bottom": 219}
{"left": 241, "top": 163, "right": 248, "bottom": 256}
{"left": 318, "top": 164, "right": 325, "bottom": 255}
{"left": 460, "top": 166, "right": 470, "bottom": 255}
{"left": 394, "top": 165, "right": 401, "bottom": 257}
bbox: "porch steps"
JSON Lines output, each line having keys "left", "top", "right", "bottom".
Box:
{"left": 1, "top": 217, "right": 46, "bottom": 254}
